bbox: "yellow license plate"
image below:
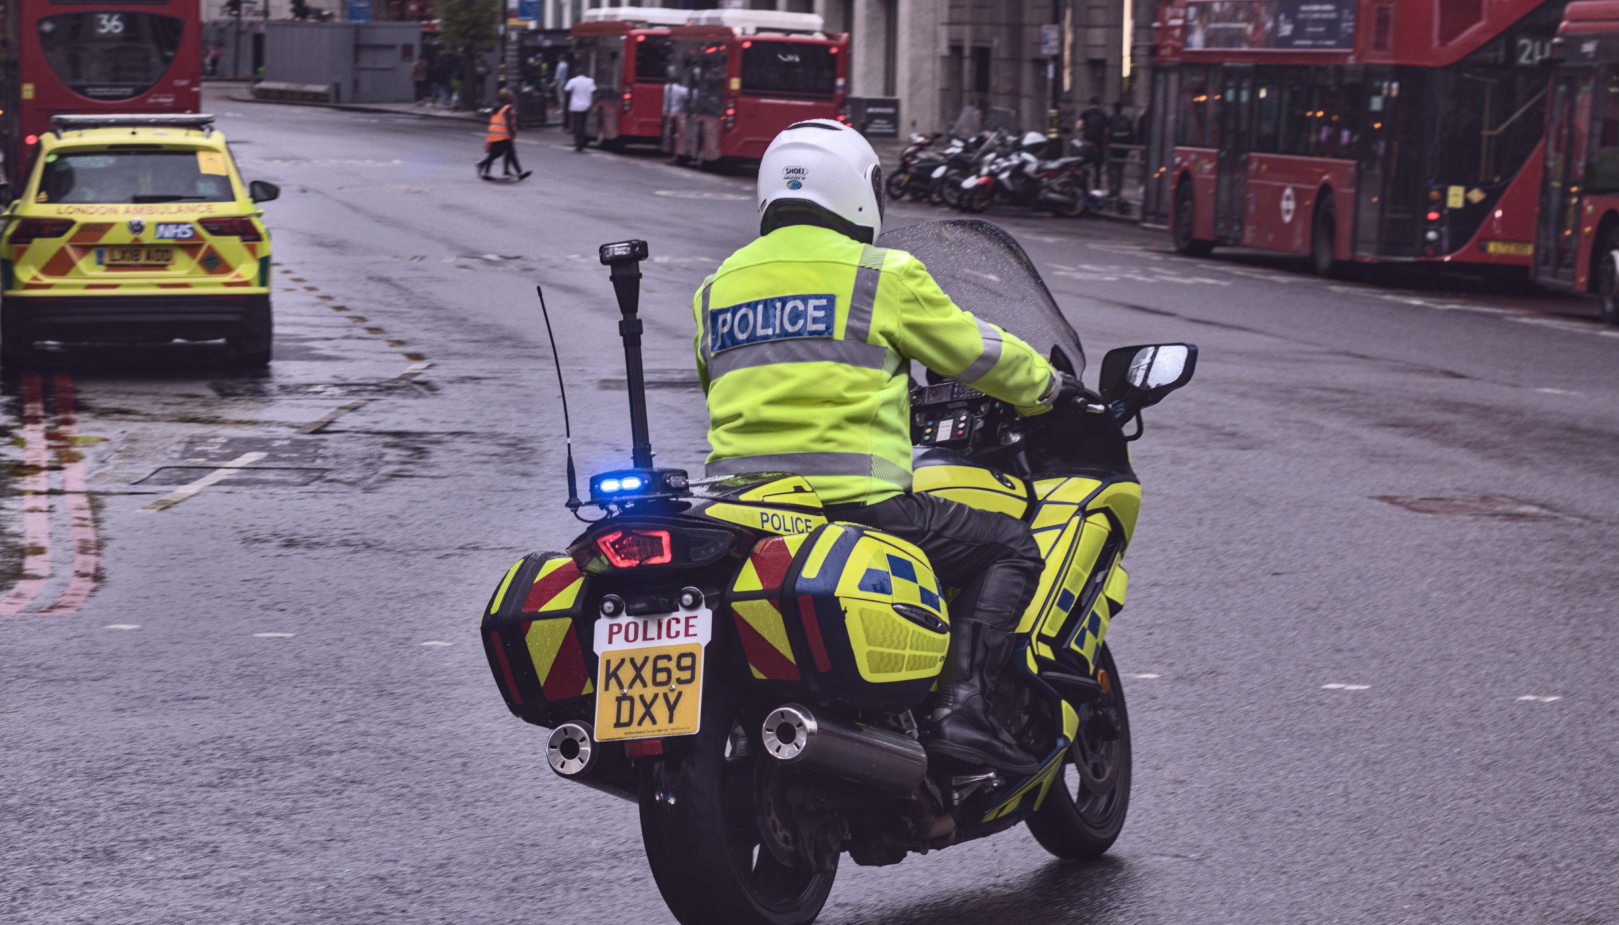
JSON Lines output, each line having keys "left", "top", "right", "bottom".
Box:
{"left": 595, "top": 641, "right": 703, "bottom": 740}
{"left": 101, "top": 246, "right": 174, "bottom": 266}
{"left": 1484, "top": 240, "right": 1533, "bottom": 256}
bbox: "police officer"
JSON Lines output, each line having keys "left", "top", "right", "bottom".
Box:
{"left": 692, "top": 120, "right": 1079, "bottom": 775}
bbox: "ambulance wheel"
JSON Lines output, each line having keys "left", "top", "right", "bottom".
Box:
{"left": 0, "top": 306, "right": 34, "bottom": 372}
{"left": 1025, "top": 643, "right": 1131, "bottom": 861}
{"left": 229, "top": 298, "right": 273, "bottom": 369}
{"left": 639, "top": 677, "right": 836, "bottom": 925}
{"left": 1172, "top": 180, "right": 1214, "bottom": 257}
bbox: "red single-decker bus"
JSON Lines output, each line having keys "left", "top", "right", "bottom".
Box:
{"left": 1, "top": 0, "right": 203, "bottom": 190}
{"left": 1145, "top": 0, "right": 1567, "bottom": 277}
{"left": 666, "top": 10, "right": 846, "bottom": 168}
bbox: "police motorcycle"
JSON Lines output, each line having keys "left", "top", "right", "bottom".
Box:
{"left": 479, "top": 220, "right": 1196, "bottom": 925}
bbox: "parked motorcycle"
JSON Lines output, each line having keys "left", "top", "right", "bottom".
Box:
{"left": 884, "top": 132, "right": 940, "bottom": 202}
{"left": 928, "top": 131, "right": 1003, "bottom": 209}
{"left": 480, "top": 221, "right": 1197, "bottom": 925}
{"left": 960, "top": 131, "right": 1094, "bottom": 217}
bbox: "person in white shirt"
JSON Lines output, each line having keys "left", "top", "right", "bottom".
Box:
{"left": 552, "top": 57, "right": 570, "bottom": 128}
{"left": 563, "top": 71, "right": 598, "bottom": 151}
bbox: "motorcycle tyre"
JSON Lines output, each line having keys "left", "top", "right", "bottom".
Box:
{"left": 1050, "top": 187, "right": 1086, "bottom": 218}
{"left": 1025, "top": 643, "right": 1131, "bottom": 861}
{"left": 638, "top": 675, "right": 837, "bottom": 925}
{"left": 940, "top": 176, "right": 965, "bottom": 209}
{"left": 884, "top": 170, "right": 911, "bottom": 200}
{"left": 963, "top": 184, "right": 993, "bottom": 214}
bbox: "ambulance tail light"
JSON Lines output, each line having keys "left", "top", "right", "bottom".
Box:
{"left": 9, "top": 218, "right": 73, "bottom": 243}
{"left": 199, "top": 217, "right": 262, "bottom": 242}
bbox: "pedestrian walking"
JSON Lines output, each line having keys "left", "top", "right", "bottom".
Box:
{"left": 478, "top": 89, "right": 530, "bottom": 181}
{"left": 1107, "top": 100, "right": 1135, "bottom": 199}
{"left": 564, "top": 69, "right": 597, "bottom": 151}
{"left": 411, "top": 55, "right": 430, "bottom": 103}
{"left": 554, "top": 56, "right": 571, "bottom": 131}
{"left": 205, "top": 40, "right": 223, "bottom": 78}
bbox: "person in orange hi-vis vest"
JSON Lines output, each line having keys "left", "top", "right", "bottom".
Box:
{"left": 478, "top": 89, "right": 531, "bottom": 181}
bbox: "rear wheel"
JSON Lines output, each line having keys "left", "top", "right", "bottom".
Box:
{"left": 884, "top": 169, "right": 910, "bottom": 201}
{"left": 1595, "top": 226, "right": 1619, "bottom": 326}
{"left": 1172, "top": 180, "right": 1214, "bottom": 257}
{"left": 939, "top": 172, "right": 966, "bottom": 209}
{"left": 1025, "top": 644, "right": 1131, "bottom": 860}
{"left": 1311, "top": 196, "right": 1342, "bottom": 278}
{"left": 639, "top": 677, "right": 836, "bottom": 925}
{"left": 1050, "top": 178, "right": 1087, "bottom": 218}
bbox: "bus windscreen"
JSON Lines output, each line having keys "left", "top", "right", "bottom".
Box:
{"left": 38, "top": 12, "right": 184, "bottom": 101}
{"left": 741, "top": 42, "right": 835, "bottom": 96}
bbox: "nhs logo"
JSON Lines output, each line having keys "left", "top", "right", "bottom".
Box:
{"left": 709, "top": 294, "right": 835, "bottom": 353}
{"left": 153, "top": 223, "right": 196, "bottom": 240}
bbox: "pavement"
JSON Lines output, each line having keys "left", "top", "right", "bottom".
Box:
{"left": 1, "top": 88, "right": 1616, "bottom": 925}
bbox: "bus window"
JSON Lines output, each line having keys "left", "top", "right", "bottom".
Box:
{"left": 741, "top": 41, "right": 835, "bottom": 96}
{"left": 1588, "top": 67, "right": 1619, "bottom": 192}
{"left": 636, "top": 36, "right": 672, "bottom": 82}
{"left": 38, "top": 12, "right": 184, "bottom": 101}
{"left": 1254, "top": 74, "right": 1281, "bottom": 153}
{"left": 1176, "top": 64, "right": 1214, "bottom": 147}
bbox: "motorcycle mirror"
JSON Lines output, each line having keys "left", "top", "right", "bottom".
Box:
{"left": 1099, "top": 343, "right": 1198, "bottom": 412}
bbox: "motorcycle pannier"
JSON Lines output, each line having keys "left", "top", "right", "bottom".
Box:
{"left": 481, "top": 552, "right": 597, "bottom": 727}
{"left": 728, "top": 523, "right": 950, "bottom": 711}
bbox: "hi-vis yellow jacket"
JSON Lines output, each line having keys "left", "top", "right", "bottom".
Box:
{"left": 694, "top": 224, "right": 1056, "bottom": 506}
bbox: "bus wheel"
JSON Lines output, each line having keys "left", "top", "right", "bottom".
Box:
{"left": 1597, "top": 228, "right": 1619, "bottom": 326}
{"left": 1172, "top": 181, "right": 1213, "bottom": 257}
{"left": 1311, "top": 198, "right": 1341, "bottom": 278}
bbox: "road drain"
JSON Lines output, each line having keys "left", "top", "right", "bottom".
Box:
{"left": 136, "top": 467, "right": 328, "bottom": 487}
{"left": 209, "top": 381, "right": 422, "bottom": 399}
{"left": 1375, "top": 495, "right": 1563, "bottom": 522}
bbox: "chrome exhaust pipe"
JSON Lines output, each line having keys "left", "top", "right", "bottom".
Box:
{"left": 546, "top": 722, "right": 636, "bottom": 803}
{"left": 760, "top": 704, "right": 928, "bottom": 793}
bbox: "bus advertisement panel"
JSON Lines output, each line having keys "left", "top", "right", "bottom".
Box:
{"left": 1145, "top": 0, "right": 1566, "bottom": 276}
{"left": 665, "top": 10, "right": 845, "bottom": 168}
{"left": 1, "top": 0, "right": 203, "bottom": 190}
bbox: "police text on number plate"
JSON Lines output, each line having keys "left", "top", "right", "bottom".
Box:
{"left": 593, "top": 606, "right": 712, "bottom": 740}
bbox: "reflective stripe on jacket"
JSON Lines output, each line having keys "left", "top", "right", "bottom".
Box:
{"left": 486, "top": 105, "right": 514, "bottom": 144}
{"left": 693, "top": 224, "right": 1056, "bottom": 506}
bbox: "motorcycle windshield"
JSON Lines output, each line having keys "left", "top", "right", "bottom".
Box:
{"left": 877, "top": 219, "right": 1085, "bottom": 380}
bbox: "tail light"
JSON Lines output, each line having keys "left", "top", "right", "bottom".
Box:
{"left": 724, "top": 106, "right": 736, "bottom": 131}
{"left": 8, "top": 218, "right": 73, "bottom": 243}
{"left": 622, "top": 88, "right": 632, "bottom": 113}
{"left": 199, "top": 217, "right": 263, "bottom": 242}
{"left": 595, "top": 528, "right": 673, "bottom": 568}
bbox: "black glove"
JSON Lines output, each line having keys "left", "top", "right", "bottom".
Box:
{"left": 1052, "top": 371, "right": 1088, "bottom": 409}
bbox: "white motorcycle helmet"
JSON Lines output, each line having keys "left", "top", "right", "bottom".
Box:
{"left": 757, "top": 118, "right": 884, "bottom": 243}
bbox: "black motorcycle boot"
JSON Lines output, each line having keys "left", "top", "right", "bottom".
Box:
{"left": 926, "top": 621, "right": 1042, "bottom": 776}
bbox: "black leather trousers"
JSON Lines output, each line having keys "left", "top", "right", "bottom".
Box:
{"left": 826, "top": 492, "right": 1044, "bottom": 634}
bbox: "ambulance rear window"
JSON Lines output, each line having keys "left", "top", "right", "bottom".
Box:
{"left": 40, "top": 150, "right": 234, "bottom": 204}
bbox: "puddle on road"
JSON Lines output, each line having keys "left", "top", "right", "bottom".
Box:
{"left": 1375, "top": 495, "right": 1565, "bottom": 522}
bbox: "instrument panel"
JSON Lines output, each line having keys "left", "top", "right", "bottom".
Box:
{"left": 912, "top": 381, "right": 991, "bottom": 448}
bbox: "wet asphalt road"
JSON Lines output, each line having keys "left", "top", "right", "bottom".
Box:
{"left": 2, "top": 90, "right": 1617, "bottom": 925}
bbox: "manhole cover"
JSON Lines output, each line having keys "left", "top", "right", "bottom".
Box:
{"left": 1375, "top": 495, "right": 1563, "bottom": 522}
{"left": 136, "top": 467, "right": 328, "bottom": 487}
{"left": 209, "top": 381, "right": 420, "bottom": 399}
{"left": 180, "top": 436, "right": 323, "bottom": 465}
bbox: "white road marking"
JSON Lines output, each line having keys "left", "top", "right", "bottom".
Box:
{"left": 296, "top": 398, "right": 371, "bottom": 434}
{"left": 1321, "top": 683, "right": 1371, "bottom": 690}
{"left": 105, "top": 624, "right": 140, "bottom": 630}
{"left": 420, "top": 640, "right": 454, "bottom": 647}
{"left": 253, "top": 632, "right": 296, "bottom": 638}
{"left": 136, "top": 452, "right": 267, "bottom": 513}
{"left": 396, "top": 361, "right": 433, "bottom": 381}
{"left": 1123, "top": 673, "right": 1161, "bottom": 679}
{"left": 1516, "top": 695, "right": 1562, "bottom": 702}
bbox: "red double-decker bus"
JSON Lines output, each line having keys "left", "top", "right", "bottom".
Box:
{"left": 1144, "top": 0, "right": 1567, "bottom": 277}
{"left": 666, "top": 9, "right": 846, "bottom": 168}
{"left": 572, "top": 6, "right": 687, "bottom": 149}
{"left": 1535, "top": 0, "right": 1619, "bottom": 322}
{"left": 0, "top": 0, "right": 202, "bottom": 191}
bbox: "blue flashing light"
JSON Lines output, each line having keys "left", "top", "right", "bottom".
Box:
{"left": 600, "top": 478, "right": 622, "bottom": 493}
{"left": 620, "top": 476, "right": 644, "bottom": 491}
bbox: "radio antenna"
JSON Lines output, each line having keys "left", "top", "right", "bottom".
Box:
{"left": 535, "top": 285, "right": 584, "bottom": 515}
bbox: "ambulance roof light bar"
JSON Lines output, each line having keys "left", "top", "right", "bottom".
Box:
{"left": 49, "top": 113, "right": 216, "bottom": 138}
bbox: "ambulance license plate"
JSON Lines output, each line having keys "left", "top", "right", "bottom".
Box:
{"left": 101, "top": 246, "right": 174, "bottom": 266}
{"left": 593, "top": 607, "right": 710, "bottom": 741}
